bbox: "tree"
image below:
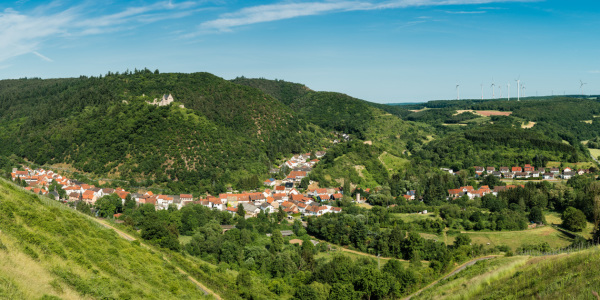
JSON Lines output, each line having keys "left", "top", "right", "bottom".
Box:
{"left": 271, "top": 229, "right": 284, "bottom": 253}
{"left": 482, "top": 174, "right": 502, "bottom": 189}
{"left": 528, "top": 207, "right": 546, "bottom": 224}
{"left": 343, "top": 178, "right": 351, "bottom": 197}
{"left": 562, "top": 207, "right": 587, "bottom": 232}
{"left": 236, "top": 269, "right": 253, "bottom": 289}
{"left": 300, "top": 237, "right": 315, "bottom": 270}
{"left": 454, "top": 234, "right": 471, "bottom": 247}
{"left": 237, "top": 203, "right": 246, "bottom": 218}
{"left": 277, "top": 205, "right": 286, "bottom": 222}
{"left": 299, "top": 177, "right": 310, "bottom": 190}
{"left": 328, "top": 283, "right": 356, "bottom": 300}
{"left": 293, "top": 285, "right": 318, "bottom": 300}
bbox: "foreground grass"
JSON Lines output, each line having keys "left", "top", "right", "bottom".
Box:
{"left": 413, "top": 256, "right": 529, "bottom": 300}
{"left": 471, "top": 247, "right": 600, "bottom": 299}
{"left": 416, "top": 246, "right": 600, "bottom": 299}
{"left": 0, "top": 179, "right": 216, "bottom": 299}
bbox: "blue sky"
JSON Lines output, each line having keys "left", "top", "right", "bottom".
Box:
{"left": 1, "top": 0, "right": 599, "bottom": 103}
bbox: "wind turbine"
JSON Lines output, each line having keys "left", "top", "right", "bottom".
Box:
{"left": 456, "top": 84, "right": 460, "bottom": 100}
{"left": 491, "top": 79, "right": 496, "bottom": 99}
{"left": 498, "top": 85, "right": 502, "bottom": 98}
{"left": 521, "top": 84, "right": 526, "bottom": 98}
{"left": 515, "top": 77, "right": 521, "bottom": 101}
{"left": 507, "top": 82, "right": 510, "bottom": 101}
{"left": 580, "top": 80, "right": 587, "bottom": 96}
{"left": 480, "top": 83, "right": 483, "bottom": 100}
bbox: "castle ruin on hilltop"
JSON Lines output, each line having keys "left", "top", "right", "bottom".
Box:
{"left": 147, "top": 94, "right": 184, "bottom": 108}
{"left": 148, "top": 94, "right": 175, "bottom": 106}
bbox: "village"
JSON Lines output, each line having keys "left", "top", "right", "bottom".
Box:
{"left": 470, "top": 164, "right": 590, "bottom": 180}
{"left": 10, "top": 150, "right": 345, "bottom": 219}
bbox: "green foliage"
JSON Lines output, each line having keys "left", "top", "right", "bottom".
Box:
{"left": 562, "top": 206, "right": 587, "bottom": 232}
{"left": 0, "top": 179, "right": 208, "bottom": 299}
{"left": 0, "top": 73, "right": 329, "bottom": 193}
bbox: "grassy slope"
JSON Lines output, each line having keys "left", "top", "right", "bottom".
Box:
{"left": 416, "top": 247, "right": 600, "bottom": 299}
{"left": 0, "top": 179, "right": 219, "bottom": 299}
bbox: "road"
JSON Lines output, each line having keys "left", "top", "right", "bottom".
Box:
{"left": 404, "top": 255, "right": 499, "bottom": 300}
{"left": 91, "top": 217, "right": 222, "bottom": 299}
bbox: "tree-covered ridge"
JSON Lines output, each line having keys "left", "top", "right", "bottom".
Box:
{"left": 0, "top": 71, "right": 332, "bottom": 193}
{"left": 230, "top": 77, "right": 311, "bottom": 106}
{"left": 0, "top": 71, "right": 303, "bottom": 137}
{"left": 400, "top": 97, "right": 600, "bottom": 142}
{"left": 231, "top": 77, "right": 428, "bottom": 139}
{"left": 413, "top": 125, "right": 587, "bottom": 170}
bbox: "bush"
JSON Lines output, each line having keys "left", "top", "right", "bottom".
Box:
{"left": 561, "top": 207, "right": 587, "bottom": 232}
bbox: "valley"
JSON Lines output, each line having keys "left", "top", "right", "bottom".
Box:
{"left": 1, "top": 72, "right": 600, "bottom": 299}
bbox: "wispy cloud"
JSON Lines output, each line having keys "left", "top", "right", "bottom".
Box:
{"left": 0, "top": 1, "right": 198, "bottom": 63}
{"left": 200, "top": 0, "right": 533, "bottom": 32}
{"left": 444, "top": 10, "right": 487, "bottom": 14}
{"left": 32, "top": 51, "right": 53, "bottom": 62}
{"left": 589, "top": 70, "right": 600, "bottom": 74}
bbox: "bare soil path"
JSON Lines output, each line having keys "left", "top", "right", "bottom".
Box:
{"left": 404, "top": 255, "right": 500, "bottom": 300}
{"left": 90, "top": 217, "right": 221, "bottom": 299}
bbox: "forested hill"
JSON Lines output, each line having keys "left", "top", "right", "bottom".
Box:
{"left": 231, "top": 77, "right": 433, "bottom": 147}
{"left": 0, "top": 71, "right": 329, "bottom": 193}
{"left": 231, "top": 77, "right": 410, "bottom": 121}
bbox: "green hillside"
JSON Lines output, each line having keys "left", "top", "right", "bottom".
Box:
{"left": 414, "top": 247, "right": 600, "bottom": 299}
{"left": 0, "top": 178, "right": 216, "bottom": 299}
{"left": 232, "top": 78, "right": 433, "bottom": 155}
{"left": 0, "top": 71, "right": 330, "bottom": 193}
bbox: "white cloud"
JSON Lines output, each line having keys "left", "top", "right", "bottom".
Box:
{"left": 32, "top": 51, "right": 53, "bottom": 62}
{"left": 201, "top": 0, "right": 534, "bottom": 31}
{"left": 589, "top": 70, "right": 600, "bottom": 74}
{"left": 0, "top": 1, "right": 198, "bottom": 63}
{"left": 444, "top": 10, "right": 487, "bottom": 13}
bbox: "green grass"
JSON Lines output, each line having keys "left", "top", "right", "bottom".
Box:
{"left": 467, "top": 247, "right": 600, "bottom": 299}
{"left": 379, "top": 152, "right": 410, "bottom": 171}
{"left": 452, "top": 226, "right": 573, "bottom": 251}
{"left": 179, "top": 235, "right": 193, "bottom": 246}
{"left": 0, "top": 179, "right": 215, "bottom": 299}
{"left": 416, "top": 246, "right": 600, "bottom": 299}
{"left": 461, "top": 116, "right": 489, "bottom": 124}
{"left": 545, "top": 211, "right": 594, "bottom": 239}
{"left": 546, "top": 161, "right": 596, "bottom": 169}
{"left": 413, "top": 256, "right": 529, "bottom": 300}
{"left": 589, "top": 148, "right": 600, "bottom": 160}
{"left": 390, "top": 212, "right": 436, "bottom": 223}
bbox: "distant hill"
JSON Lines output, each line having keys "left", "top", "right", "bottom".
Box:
{"left": 232, "top": 77, "right": 433, "bottom": 153}
{"left": 0, "top": 71, "right": 329, "bottom": 193}
{"left": 0, "top": 179, "right": 216, "bottom": 299}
